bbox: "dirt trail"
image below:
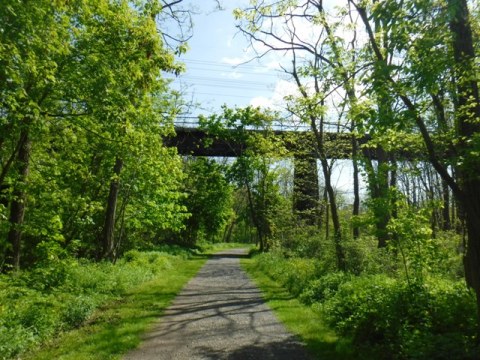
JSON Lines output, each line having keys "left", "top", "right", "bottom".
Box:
{"left": 123, "top": 248, "right": 312, "bottom": 360}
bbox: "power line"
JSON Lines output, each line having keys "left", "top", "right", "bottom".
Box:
{"left": 172, "top": 82, "right": 272, "bottom": 91}
{"left": 163, "top": 58, "right": 288, "bottom": 105}
{"left": 183, "top": 66, "right": 281, "bottom": 78}
{"left": 168, "top": 78, "right": 274, "bottom": 91}
{"left": 182, "top": 91, "right": 264, "bottom": 99}
{"left": 175, "top": 58, "right": 285, "bottom": 78}
{"left": 182, "top": 58, "right": 279, "bottom": 71}
{"left": 170, "top": 74, "right": 275, "bottom": 87}
{"left": 186, "top": 66, "right": 280, "bottom": 78}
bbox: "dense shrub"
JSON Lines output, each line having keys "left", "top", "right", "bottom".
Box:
{"left": 255, "top": 251, "right": 317, "bottom": 296}
{"left": 278, "top": 226, "right": 323, "bottom": 258}
{"left": 251, "top": 245, "right": 478, "bottom": 359}
{"left": 61, "top": 295, "right": 97, "bottom": 328}
{"left": 320, "top": 275, "right": 477, "bottom": 359}
{"left": 0, "top": 247, "right": 190, "bottom": 360}
{"left": 320, "top": 274, "right": 403, "bottom": 346}
{"left": 299, "top": 271, "right": 351, "bottom": 305}
{"left": 342, "top": 236, "right": 396, "bottom": 275}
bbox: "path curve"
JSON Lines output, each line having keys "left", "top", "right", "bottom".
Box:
{"left": 124, "top": 248, "right": 312, "bottom": 360}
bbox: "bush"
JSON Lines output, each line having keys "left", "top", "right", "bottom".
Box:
{"left": 0, "top": 247, "right": 188, "bottom": 360}
{"left": 0, "top": 325, "right": 36, "bottom": 360}
{"left": 342, "top": 236, "right": 396, "bottom": 275}
{"left": 278, "top": 226, "right": 322, "bottom": 258}
{"left": 255, "top": 251, "right": 317, "bottom": 296}
{"left": 123, "top": 250, "right": 173, "bottom": 271}
{"left": 299, "top": 271, "right": 351, "bottom": 305}
{"left": 321, "top": 274, "right": 399, "bottom": 346}
{"left": 320, "top": 275, "right": 478, "bottom": 359}
{"left": 250, "top": 218, "right": 473, "bottom": 359}
{"left": 0, "top": 290, "right": 61, "bottom": 360}
{"left": 397, "top": 279, "right": 478, "bottom": 359}
{"left": 17, "top": 297, "right": 60, "bottom": 338}
{"left": 61, "top": 295, "right": 97, "bottom": 328}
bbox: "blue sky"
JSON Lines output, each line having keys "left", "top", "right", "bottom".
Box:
{"left": 168, "top": 0, "right": 289, "bottom": 120}
{"left": 165, "top": 0, "right": 365, "bottom": 199}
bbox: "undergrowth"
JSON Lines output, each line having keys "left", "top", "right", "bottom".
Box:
{"left": 0, "top": 246, "right": 195, "bottom": 360}
{"left": 251, "top": 232, "right": 479, "bottom": 359}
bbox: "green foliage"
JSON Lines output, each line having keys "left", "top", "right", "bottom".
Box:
{"left": 0, "top": 0, "right": 187, "bottom": 267}
{"left": 174, "top": 158, "right": 233, "bottom": 246}
{"left": 255, "top": 251, "right": 318, "bottom": 297}
{"left": 388, "top": 199, "right": 451, "bottom": 282}
{"left": 123, "top": 250, "right": 174, "bottom": 271}
{"left": 0, "top": 247, "right": 190, "bottom": 359}
{"left": 299, "top": 272, "right": 352, "bottom": 305}
{"left": 277, "top": 225, "right": 324, "bottom": 258}
{"left": 341, "top": 236, "right": 394, "bottom": 275}
{"left": 320, "top": 274, "right": 399, "bottom": 346}
{"left": 250, "top": 231, "right": 477, "bottom": 359}
{"left": 62, "top": 295, "right": 97, "bottom": 329}
{"left": 320, "top": 276, "right": 477, "bottom": 359}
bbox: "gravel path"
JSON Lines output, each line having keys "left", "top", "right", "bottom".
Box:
{"left": 124, "top": 248, "right": 312, "bottom": 360}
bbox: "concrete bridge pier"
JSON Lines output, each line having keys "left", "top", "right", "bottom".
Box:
{"left": 293, "top": 155, "right": 320, "bottom": 226}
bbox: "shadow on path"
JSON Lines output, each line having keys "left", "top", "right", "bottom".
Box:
{"left": 124, "top": 249, "right": 313, "bottom": 360}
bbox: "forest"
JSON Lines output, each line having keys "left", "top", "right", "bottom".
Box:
{"left": 1, "top": 0, "right": 480, "bottom": 359}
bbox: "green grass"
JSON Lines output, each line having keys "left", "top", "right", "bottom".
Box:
{"left": 200, "top": 241, "right": 255, "bottom": 252}
{"left": 24, "top": 243, "right": 251, "bottom": 360}
{"left": 25, "top": 256, "right": 205, "bottom": 360}
{"left": 241, "top": 255, "right": 358, "bottom": 360}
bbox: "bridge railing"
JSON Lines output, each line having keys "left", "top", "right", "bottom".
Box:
{"left": 173, "top": 117, "right": 312, "bottom": 132}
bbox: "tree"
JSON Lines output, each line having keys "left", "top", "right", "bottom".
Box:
{"left": 200, "top": 106, "right": 288, "bottom": 251}
{"left": 175, "top": 157, "right": 233, "bottom": 246}
{"left": 0, "top": 0, "right": 188, "bottom": 269}
{"left": 0, "top": 0, "right": 73, "bottom": 269}
{"left": 347, "top": 0, "right": 480, "bottom": 334}
{"left": 234, "top": 1, "right": 366, "bottom": 268}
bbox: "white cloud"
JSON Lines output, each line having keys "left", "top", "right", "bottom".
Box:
{"left": 252, "top": 60, "right": 284, "bottom": 73}
{"left": 272, "top": 79, "right": 299, "bottom": 99}
{"left": 221, "top": 56, "right": 248, "bottom": 66}
{"left": 221, "top": 71, "right": 243, "bottom": 79}
{"left": 250, "top": 96, "right": 273, "bottom": 108}
{"left": 250, "top": 79, "right": 299, "bottom": 109}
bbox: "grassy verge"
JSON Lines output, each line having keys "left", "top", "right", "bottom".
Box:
{"left": 25, "top": 255, "right": 206, "bottom": 360}
{"left": 241, "top": 255, "right": 356, "bottom": 360}
{"left": 242, "top": 250, "right": 479, "bottom": 359}
{"left": 200, "top": 241, "right": 254, "bottom": 252}
{"left": 23, "top": 243, "right": 252, "bottom": 360}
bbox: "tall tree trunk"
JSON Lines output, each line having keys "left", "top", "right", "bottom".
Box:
{"left": 352, "top": 135, "right": 360, "bottom": 239}
{"left": 363, "top": 148, "right": 391, "bottom": 248}
{"left": 448, "top": 0, "right": 480, "bottom": 340}
{"left": 375, "top": 157, "right": 391, "bottom": 248}
{"left": 5, "top": 129, "right": 31, "bottom": 271}
{"left": 311, "top": 114, "right": 345, "bottom": 270}
{"left": 320, "top": 157, "right": 345, "bottom": 270}
{"left": 0, "top": 132, "right": 26, "bottom": 188}
{"left": 442, "top": 179, "right": 451, "bottom": 231}
{"left": 323, "top": 188, "right": 329, "bottom": 240}
{"left": 100, "top": 157, "right": 123, "bottom": 260}
{"left": 245, "top": 181, "right": 264, "bottom": 251}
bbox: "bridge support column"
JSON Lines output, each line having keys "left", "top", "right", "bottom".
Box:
{"left": 293, "top": 155, "right": 320, "bottom": 226}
